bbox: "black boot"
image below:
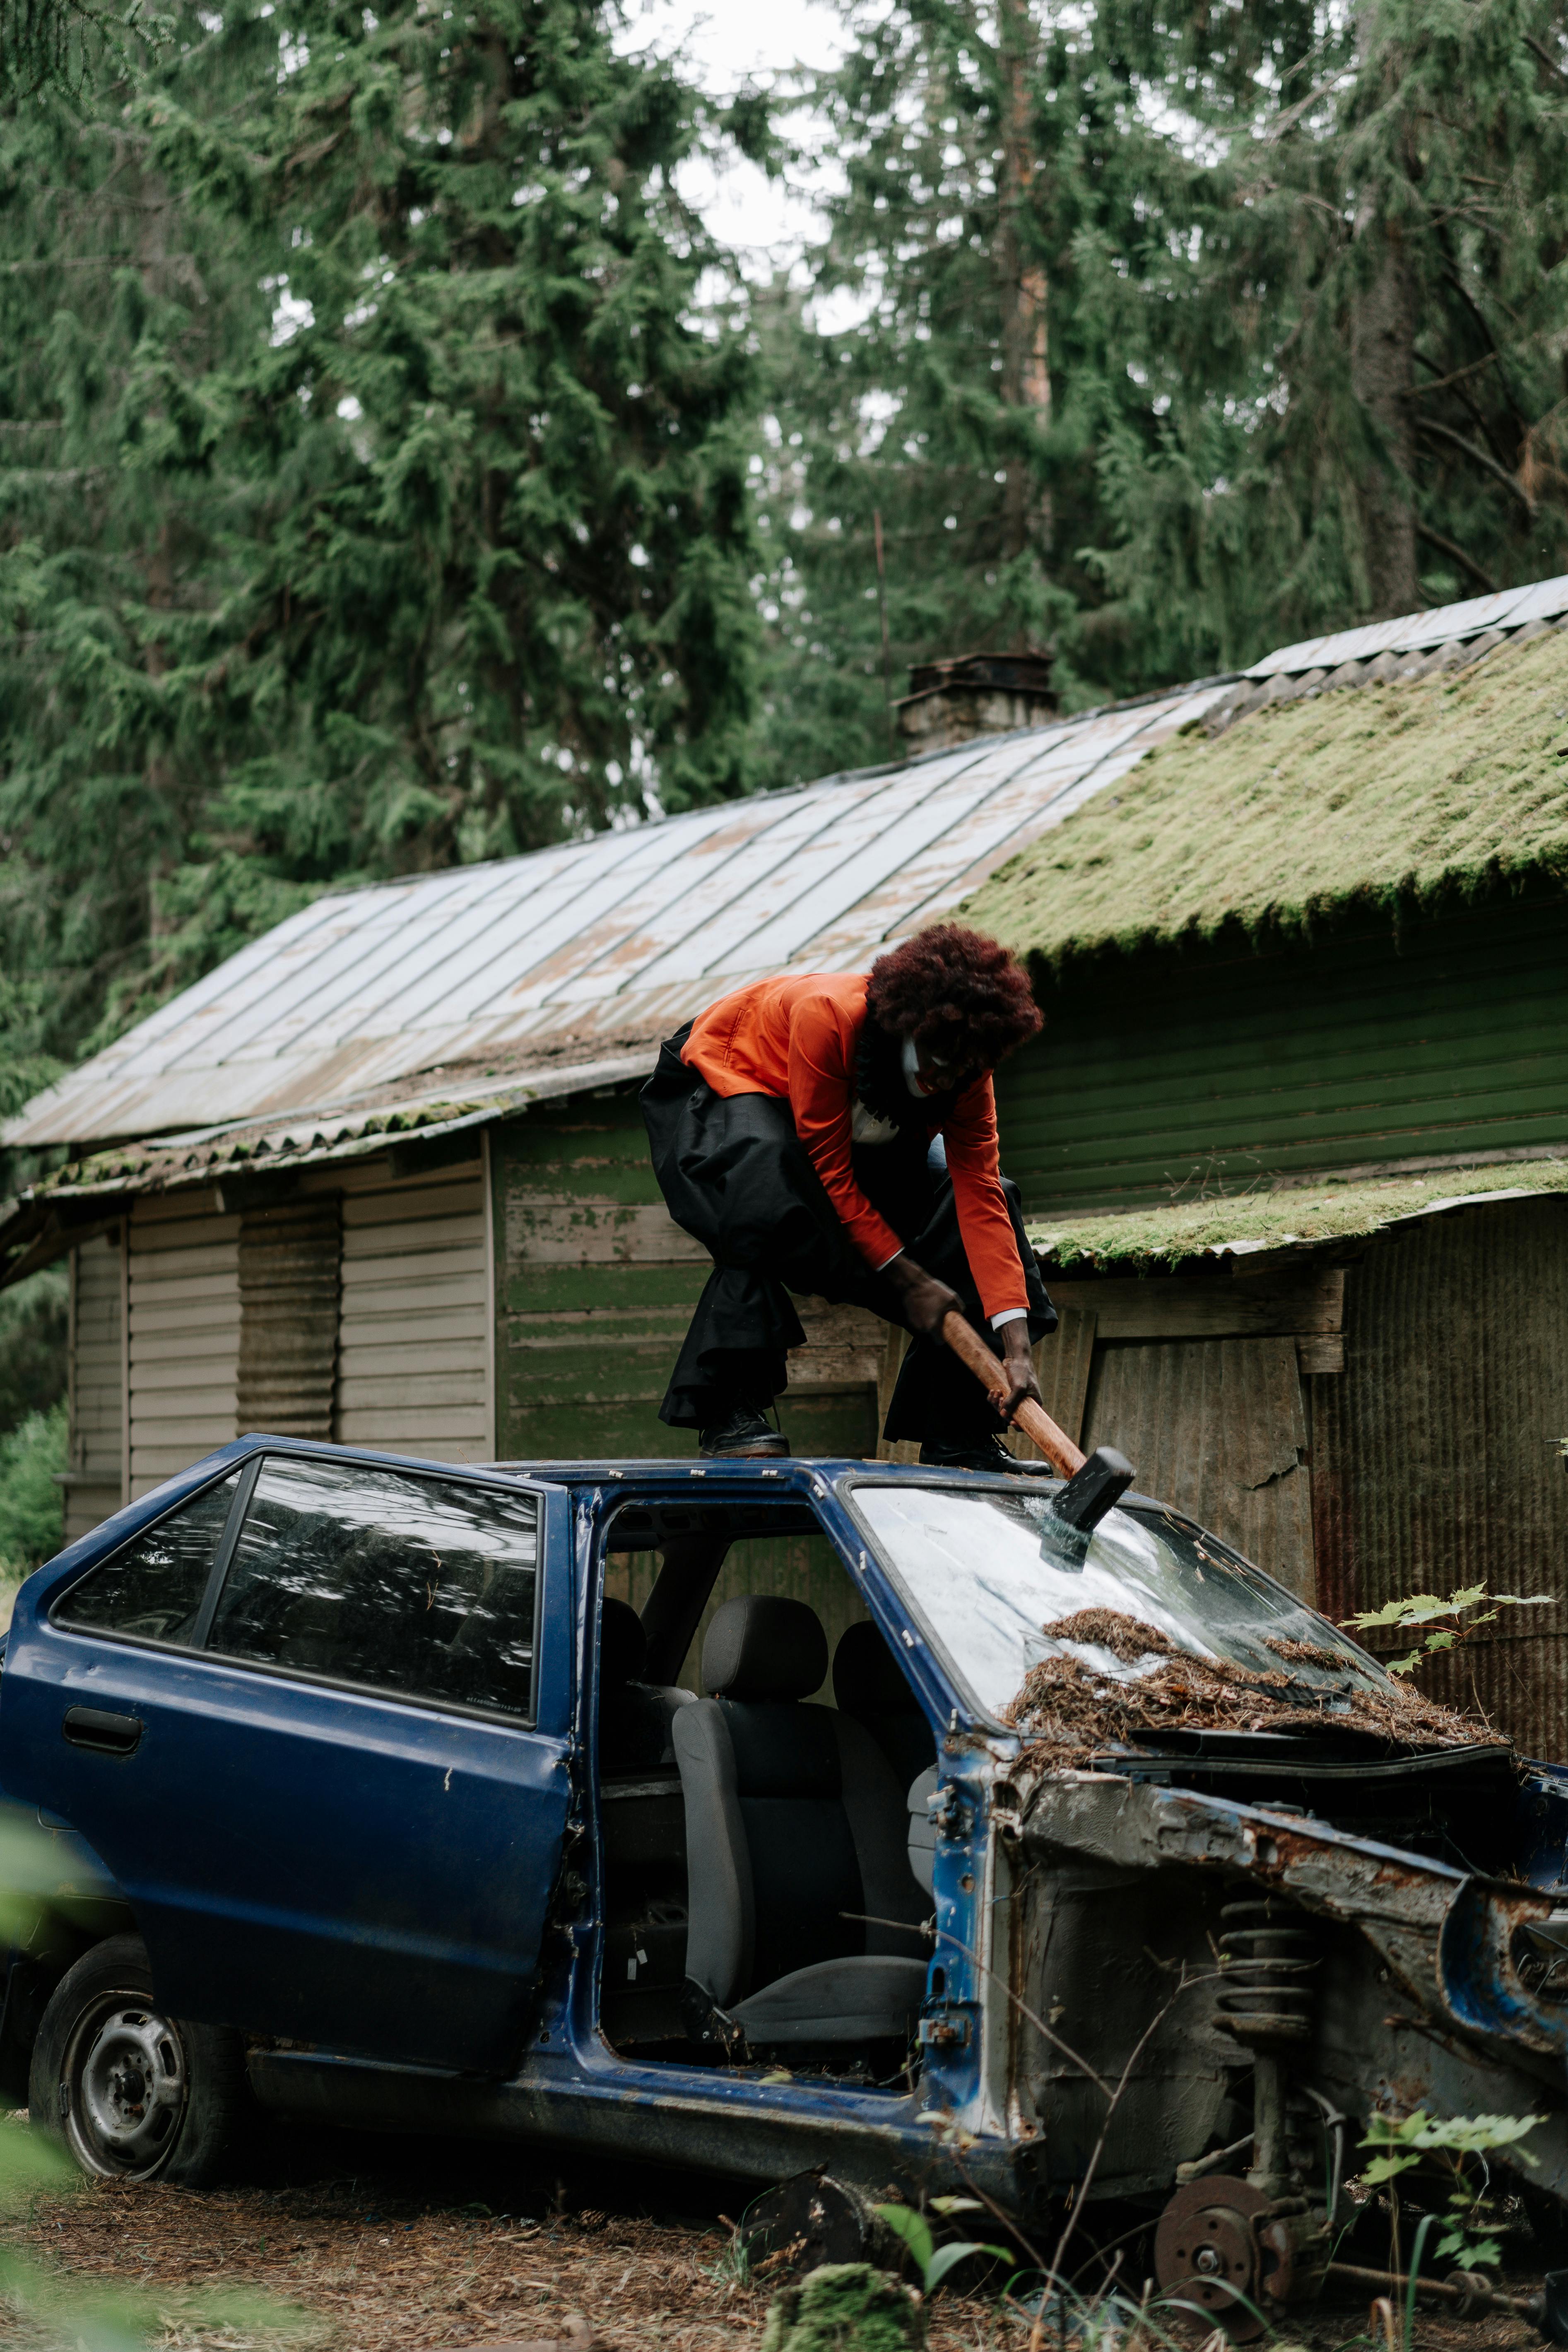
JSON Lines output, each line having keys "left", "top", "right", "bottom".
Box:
{"left": 698, "top": 1405, "right": 790, "bottom": 1459}
{"left": 919, "top": 1435, "right": 1028, "bottom": 1476}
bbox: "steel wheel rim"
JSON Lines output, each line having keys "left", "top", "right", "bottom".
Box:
{"left": 63, "top": 1990, "right": 188, "bottom": 2178}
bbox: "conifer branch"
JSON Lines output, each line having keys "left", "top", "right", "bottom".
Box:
{"left": 1413, "top": 520, "right": 1498, "bottom": 592}
{"left": 1415, "top": 415, "right": 1536, "bottom": 516}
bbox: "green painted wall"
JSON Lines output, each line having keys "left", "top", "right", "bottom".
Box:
{"left": 491, "top": 1096, "right": 879, "bottom": 1462}
{"left": 995, "top": 891, "right": 1568, "bottom": 1216}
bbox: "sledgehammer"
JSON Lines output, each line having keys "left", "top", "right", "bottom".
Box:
{"left": 939, "top": 1310, "right": 1134, "bottom": 1533}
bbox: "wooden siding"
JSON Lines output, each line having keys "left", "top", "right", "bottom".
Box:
{"left": 996, "top": 895, "right": 1568, "bottom": 1214}
{"left": 1083, "top": 1336, "right": 1315, "bottom": 1598}
{"left": 127, "top": 1193, "right": 240, "bottom": 1496}
{"left": 493, "top": 1098, "right": 880, "bottom": 1462}
{"left": 64, "top": 1229, "right": 125, "bottom": 1540}
{"left": 335, "top": 1160, "right": 489, "bottom": 1461}
{"left": 236, "top": 1197, "right": 342, "bottom": 1440}
{"left": 1313, "top": 1194, "right": 1568, "bottom": 1760}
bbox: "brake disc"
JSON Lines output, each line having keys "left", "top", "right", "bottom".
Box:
{"left": 1154, "top": 2174, "right": 1274, "bottom": 2341}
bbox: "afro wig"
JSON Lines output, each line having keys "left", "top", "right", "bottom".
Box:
{"left": 865, "top": 924, "right": 1041, "bottom": 1073}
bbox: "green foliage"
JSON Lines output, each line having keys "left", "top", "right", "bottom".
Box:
{"left": 1358, "top": 2109, "right": 1545, "bottom": 2276}
{"left": 751, "top": 0, "right": 1568, "bottom": 794}
{"left": 0, "top": 1264, "right": 67, "bottom": 1440}
{"left": 1, "top": 0, "right": 759, "bottom": 1082}
{"left": 1343, "top": 1584, "right": 1553, "bottom": 1676}
{"left": 760, "top": 2261, "right": 927, "bottom": 2352}
{"left": 0, "top": 1398, "right": 66, "bottom": 1598}
{"left": 874, "top": 2200, "right": 1014, "bottom": 2296}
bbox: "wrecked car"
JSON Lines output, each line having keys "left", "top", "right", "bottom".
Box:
{"left": 1, "top": 1435, "right": 1567, "bottom": 2333}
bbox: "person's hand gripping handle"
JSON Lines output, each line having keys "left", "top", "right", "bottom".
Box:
{"left": 938, "top": 1310, "right": 1087, "bottom": 1480}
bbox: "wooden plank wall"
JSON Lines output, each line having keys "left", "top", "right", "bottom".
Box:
{"left": 492, "top": 1095, "right": 878, "bottom": 1462}
{"left": 236, "top": 1197, "right": 342, "bottom": 1440}
{"left": 332, "top": 1157, "right": 489, "bottom": 1462}
{"left": 1011, "top": 1263, "right": 1346, "bottom": 1598}
{"left": 127, "top": 1192, "right": 241, "bottom": 1497}
{"left": 996, "top": 894, "right": 1568, "bottom": 1214}
{"left": 64, "top": 1229, "right": 125, "bottom": 1539}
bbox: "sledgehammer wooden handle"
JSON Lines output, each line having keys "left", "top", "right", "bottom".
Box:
{"left": 939, "top": 1310, "right": 1086, "bottom": 1480}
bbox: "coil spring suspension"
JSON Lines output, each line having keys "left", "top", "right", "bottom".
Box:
{"left": 1216, "top": 1898, "right": 1321, "bottom": 2046}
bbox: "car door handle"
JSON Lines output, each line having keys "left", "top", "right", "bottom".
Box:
{"left": 62, "top": 1706, "right": 142, "bottom": 1756}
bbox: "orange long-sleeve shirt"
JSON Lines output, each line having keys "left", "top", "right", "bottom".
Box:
{"left": 681, "top": 972, "right": 1028, "bottom": 1321}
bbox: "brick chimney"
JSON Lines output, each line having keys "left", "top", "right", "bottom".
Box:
{"left": 894, "top": 652, "right": 1057, "bottom": 755}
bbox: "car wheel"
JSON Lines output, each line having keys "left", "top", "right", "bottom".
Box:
{"left": 28, "top": 1933, "right": 245, "bottom": 2185}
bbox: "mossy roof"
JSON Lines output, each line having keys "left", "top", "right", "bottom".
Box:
{"left": 1029, "top": 1158, "right": 1568, "bottom": 1271}
{"left": 963, "top": 629, "right": 1568, "bottom": 966}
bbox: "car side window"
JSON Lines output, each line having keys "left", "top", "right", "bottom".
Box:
{"left": 204, "top": 1456, "right": 539, "bottom": 1719}
{"left": 54, "top": 1472, "right": 241, "bottom": 1647}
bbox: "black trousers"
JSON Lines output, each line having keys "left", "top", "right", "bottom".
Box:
{"left": 641, "top": 1030, "right": 1056, "bottom": 1440}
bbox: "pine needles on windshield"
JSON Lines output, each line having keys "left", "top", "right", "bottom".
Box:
{"left": 1003, "top": 1608, "right": 1491, "bottom": 1770}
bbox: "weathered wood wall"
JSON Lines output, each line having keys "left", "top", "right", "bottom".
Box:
{"left": 491, "top": 1094, "right": 878, "bottom": 1463}
{"left": 332, "top": 1156, "right": 488, "bottom": 1461}
{"left": 64, "top": 1229, "right": 125, "bottom": 1538}
{"left": 127, "top": 1192, "right": 241, "bottom": 1497}
{"left": 997, "top": 893, "right": 1568, "bottom": 1213}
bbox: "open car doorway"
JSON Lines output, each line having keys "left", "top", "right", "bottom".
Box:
{"left": 595, "top": 1497, "right": 939, "bottom": 2079}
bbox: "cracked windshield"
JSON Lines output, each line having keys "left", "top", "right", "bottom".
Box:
{"left": 853, "top": 1484, "right": 1391, "bottom": 1724}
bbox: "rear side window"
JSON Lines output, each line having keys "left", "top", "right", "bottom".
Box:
{"left": 54, "top": 1473, "right": 241, "bottom": 1647}
{"left": 205, "top": 1456, "right": 539, "bottom": 1719}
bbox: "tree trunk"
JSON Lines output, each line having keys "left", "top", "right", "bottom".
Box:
{"left": 1349, "top": 202, "right": 1418, "bottom": 618}
{"left": 996, "top": 0, "right": 1050, "bottom": 576}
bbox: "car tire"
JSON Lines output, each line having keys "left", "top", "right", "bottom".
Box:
{"left": 28, "top": 1933, "right": 245, "bottom": 2185}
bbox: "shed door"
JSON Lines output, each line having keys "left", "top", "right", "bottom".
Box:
{"left": 2, "top": 1455, "right": 570, "bottom": 2073}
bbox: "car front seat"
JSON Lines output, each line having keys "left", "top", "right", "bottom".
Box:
{"left": 672, "top": 1594, "right": 931, "bottom": 2046}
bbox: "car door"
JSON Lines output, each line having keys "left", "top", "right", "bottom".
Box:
{"left": 0, "top": 1449, "right": 572, "bottom": 2073}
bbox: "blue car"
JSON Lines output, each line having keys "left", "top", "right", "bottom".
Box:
{"left": 2, "top": 1437, "right": 1567, "bottom": 2333}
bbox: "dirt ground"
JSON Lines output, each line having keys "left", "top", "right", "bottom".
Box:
{"left": 2, "top": 2121, "right": 1551, "bottom": 2352}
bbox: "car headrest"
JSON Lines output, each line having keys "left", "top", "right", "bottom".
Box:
{"left": 703, "top": 1594, "right": 827, "bottom": 1702}
{"left": 600, "top": 1597, "right": 648, "bottom": 1690}
{"left": 833, "top": 1619, "right": 920, "bottom": 1717}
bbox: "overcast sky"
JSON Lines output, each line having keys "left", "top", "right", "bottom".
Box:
{"left": 614, "top": 0, "right": 852, "bottom": 270}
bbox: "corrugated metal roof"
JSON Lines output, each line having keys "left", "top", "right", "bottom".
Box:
{"left": 7, "top": 682, "right": 1234, "bottom": 1148}
{"left": 1245, "top": 573, "right": 1568, "bottom": 677}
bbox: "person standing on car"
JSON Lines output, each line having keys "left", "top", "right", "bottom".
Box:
{"left": 641, "top": 922, "right": 1056, "bottom": 1467}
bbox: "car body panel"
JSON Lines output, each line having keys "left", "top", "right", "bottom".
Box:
{"left": 0, "top": 1446, "right": 573, "bottom": 2073}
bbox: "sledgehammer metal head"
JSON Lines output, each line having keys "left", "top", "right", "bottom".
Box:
{"left": 1049, "top": 1446, "right": 1135, "bottom": 1534}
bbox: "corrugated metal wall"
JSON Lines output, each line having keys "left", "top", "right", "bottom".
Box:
{"left": 1314, "top": 1194, "right": 1568, "bottom": 1759}
{"left": 236, "top": 1197, "right": 342, "bottom": 1439}
{"left": 493, "top": 1096, "right": 878, "bottom": 1462}
{"left": 64, "top": 1229, "right": 125, "bottom": 1539}
{"left": 997, "top": 894, "right": 1568, "bottom": 1213}
{"left": 335, "top": 1158, "right": 490, "bottom": 1461}
{"left": 127, "top": 1192, "right": 241, "bottom": 1497}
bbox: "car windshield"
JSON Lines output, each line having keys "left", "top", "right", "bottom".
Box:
{"left": 851, "top": 1483, "right": 1392, "bottom": 1726}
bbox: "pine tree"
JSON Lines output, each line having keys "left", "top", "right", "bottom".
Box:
{"left": 1, "top": 0, "right": 762, "bottom": 1072}
{"left": 142, "top": 0, "right": 761, "bottom": 878}
{"left": 1055, "top": 0, "right": 1568, "bottom": 644}
{"left": 751, "top": 0, "right": 1568, "bottom": 791}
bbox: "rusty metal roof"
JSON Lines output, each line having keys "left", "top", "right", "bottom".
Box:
{"left": 7, "top": 681, "right": 1235, "bottom": 1150}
